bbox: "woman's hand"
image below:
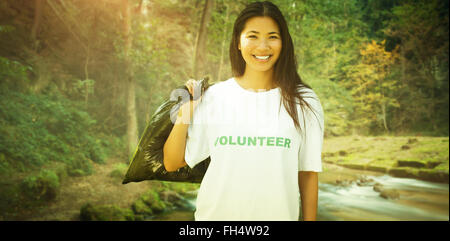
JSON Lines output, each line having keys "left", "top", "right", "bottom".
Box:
{"left": 177, "top": 79, "right": 204, "bottom": 124}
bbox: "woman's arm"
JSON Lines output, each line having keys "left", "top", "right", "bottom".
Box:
{"left": 162, "top": 101, "right": 192, "bottom": 172}
{"left": 298, "top": 171, "right": 319, "bottom": 221}
{"left": 163, "top": 80, "right": 201, "bottom": 172}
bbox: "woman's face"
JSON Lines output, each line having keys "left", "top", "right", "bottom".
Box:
{"left": 238, "top": 16, "right": 282, "bottom": 73}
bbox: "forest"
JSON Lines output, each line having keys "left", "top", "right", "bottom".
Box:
{"left": 0, "top": 0, "right": 448, "bottom": 221}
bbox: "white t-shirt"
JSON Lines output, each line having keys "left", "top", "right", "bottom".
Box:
{"left": 184, "top": 77, "right": 324, "bottom": 221}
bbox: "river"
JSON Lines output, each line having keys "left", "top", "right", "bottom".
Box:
{"left": 154, "top": 163, "right": 449, "bottom": 221}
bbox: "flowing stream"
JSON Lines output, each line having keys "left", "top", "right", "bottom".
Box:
{"left": 154, "top": 164, "right": 449, "bottom": 221}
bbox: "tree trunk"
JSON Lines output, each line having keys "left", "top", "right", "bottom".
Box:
{"left": 193, "top": 0, "right": 214, "bottom": 79}
{"left": 331, "top": 22, "right": 336, "bottom": 73}
{"left": 31, "top": 0, "right": 43, "bottom": 49}
{"left": 84, "top": 44, "right": 90, "bottom": 108}
{"left": 123, "top": 0, "right": 138, "bottom": 161}
{"left": 381, "top": 102, "right": 389, "bottom": 133}
{"left": 217, "top": 3, "right": 229, "bottom": 82}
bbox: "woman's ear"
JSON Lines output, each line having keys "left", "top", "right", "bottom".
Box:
{"left": 238, "top": 43, "right": 241, "bottom": 51}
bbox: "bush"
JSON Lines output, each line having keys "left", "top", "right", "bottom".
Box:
{"left": 80, "top": 203, "right": 135, "bottom": 221}
{"left": 67, "top": 158, "right": 93, "bottom": 177}
{"left": 0, "top": 56, "right": 30, "bottom": 90}
{"left": 21, "top": 169, "right": 60, "bottom": 201}
{"left": 307, "top": 77, "right": 354, "bottom": 137}
{"left": 0, "top": 83, "right": 107, "bottom": 175}
{"left": 140, "top": 190, "right": 166, "bottom": 213}
{"left": 131, "top": 199, "right": 153, "bottom": 216}
{"left": 109, "top": 163, "right": 128, "bottom": 179}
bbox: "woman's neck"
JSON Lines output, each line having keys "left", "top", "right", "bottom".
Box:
{"left": 235, "top": 68, "right": 277, "bottom": 91}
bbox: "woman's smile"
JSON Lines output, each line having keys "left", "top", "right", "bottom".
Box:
{"left": 253, "top": 55, "right": 272, "bottom": 61}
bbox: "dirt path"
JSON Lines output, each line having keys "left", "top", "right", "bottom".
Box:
{"left": 22, "top": 158, "right": 154, "bottom": 221}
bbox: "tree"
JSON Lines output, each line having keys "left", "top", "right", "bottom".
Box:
{"left": 346, "top": 40, "right": 400, "bottom": 133}
{"left": 193, "top": 0, "right": 214, "bottom": 79}
{"left": 122, "top": 0, "right": 139, "bottom": 159}
{"left": 385, "top": 0, "right": 449, "bottom": 134}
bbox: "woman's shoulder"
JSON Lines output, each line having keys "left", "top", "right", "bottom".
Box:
{"left": 296, "top": 85, "right": 324, "bottom": 117}
{"left": 203, "top": 78, "right": 234, "bottom": 98}
{"left": 296, "top": 85, "right": 318, "bottom": 98}
{"left": 296, "top": 85, "right": 321, "bottom": 105}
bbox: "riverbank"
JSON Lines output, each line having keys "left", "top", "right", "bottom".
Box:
{"left": 322, "top": 136, "right": 449, "bottom": 183}
{"left": 1, "top": 135, "right": 447, "bottom": 221}
{"left": 0, "top": 158, "right": 155, "bottom": 220}
{"left": 0, "top": 157, "right": 197, "bottom": 221}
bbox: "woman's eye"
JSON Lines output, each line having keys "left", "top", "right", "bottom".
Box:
{"left": 248, "top": 35, "right": 257, "bottom": 39}
{"left": 269, "top": 35, "right": 279, "bottom": 39}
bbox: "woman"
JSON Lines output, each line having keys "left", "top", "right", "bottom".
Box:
{"left": 163, "top": 1, "right": 324, "bottom": 221}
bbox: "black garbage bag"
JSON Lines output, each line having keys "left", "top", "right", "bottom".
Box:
{"left": 122, "top": 77, "right": 212, "bottom": 184}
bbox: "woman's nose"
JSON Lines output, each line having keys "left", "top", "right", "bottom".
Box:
{"left": 257, "top": 39, "right": 270, "bottom": 50}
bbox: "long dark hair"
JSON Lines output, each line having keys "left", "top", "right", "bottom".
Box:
{"left": 229, "top": 1, "right": 316, "bottom": 133}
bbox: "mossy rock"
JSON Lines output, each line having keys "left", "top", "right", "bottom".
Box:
{"left": 162, "top": 182, "right": 200, "bottom": 195}
{"left": 140, "top": 190, "right": 166, "bottom": 214}
{"left": 109, "top": 163, "right": 128, "bottom": 179}
{"left": 407, "top": 138, "right": 418, "bottom": 144}
{"left": 373, "top": 137, "right": 387, "bottom": 141}
{"left": 42, "top": 162, "right": 68, "bottom": 183}
{"left": 379, "top": 189, "right": 400, "bottom": 200}
{"left": 396, "top": 160, "right": 426, "bottom": 168}
{"left": 323, "top": 159, "right": 335, "bottom": 164}
{"left": 373, "top": 183, "right": 383, "bottom": 192}
{"left": 80, "top": 203, "right": 135, "bottom": 221}
{"left": 341, "top": 163, "right": 366, "bottom": 170}
{"left": 20, "top": 170, "right": 60, "bottom": 202}
{"left": 109, "top": 169, "right": 125, "bottom": 179}
{"left": 401, "top": 145, "right": 411, "bottom": 150}
{"left": 67, "top": 158, "right": 93, "bottom": 177}
{"left": 131, "top": 199, "right": 153, "bottom": 216}
{"left": 417, "top": 170, "right": 449, "bottom": 183}
{"left": 388, "top": 168, "right": 416, "bottom": 179}
{"left": 322, "top": 152, "right": 335, "bottom": 158}
{"left": 366, "top": 165, "right": 388, "bottom": 173}
{"left": 426, "top": 161, "right": 442, "bottom": 169}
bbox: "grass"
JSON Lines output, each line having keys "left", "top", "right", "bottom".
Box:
{"left": 323, "top": 136, "right": 449, "bottom": 183}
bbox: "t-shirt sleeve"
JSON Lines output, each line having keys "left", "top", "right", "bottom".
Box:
{"left": 297, "top": 88, "right": 324, "bottom": 172}
{"left": 184, "top": 92, "right": 210, "bottom": 168}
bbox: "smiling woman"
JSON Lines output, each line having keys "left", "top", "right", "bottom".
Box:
{"left": 163, "top": 1, "right": 324, "bottom": 221}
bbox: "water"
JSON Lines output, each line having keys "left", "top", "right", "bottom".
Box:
{"left": 317, "top": 176, "right": 449, "bottom": 221}
{"left": 155, "top": 164, "right": 449, "bottom": 221}
{"left": 316, "top": 164, "right": 448, "bottom": 221}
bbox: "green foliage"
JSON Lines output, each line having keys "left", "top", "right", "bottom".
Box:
{"left": 140, "top": 189, "right": 166, "bottom": 213}
{"left": 130, "top": 189, "right": 167, "bottom": 217}
{"left": 0, "top": 84, "right": 107, "bottom": 176}
{"left": 308, "top": 77, "right": 354, "bottom": 136}
{"left": 72, "top": 78, "right": 95, "bottom": 99}
{"left": 80, "top": 203, "right": 135, "bottom": 221}
{"left": 132, "top": 199, "right": 153, "bottom": 216}
{"left": 282, "top": 0, "right": 368, "bottom": 81}
{"left": 344, "top": 40, "right": 400, "bottom": 133}
{"left": 109, "top": 163, "right": 128, "bottom": 179}
{"left": 0, "top": 56, "right": 31, "bottom": 90}
{"left": 384, "top": 0, "right": 449, "bottom": 135}
{"left": 20, "top": 169, "right": 60, "bottom": 201}
{"left": 0, "top": 24, "right": 15, "bottom": 33}
{"left": 0, "top": 0, "right": 447, "bottom": 170}
{"left": 160, "top": 181, "right": 200, "bottom": 195}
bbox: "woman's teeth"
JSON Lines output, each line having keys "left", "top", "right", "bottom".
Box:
{"left": 254, "top": 55, "right": 270, "bottom": 60}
